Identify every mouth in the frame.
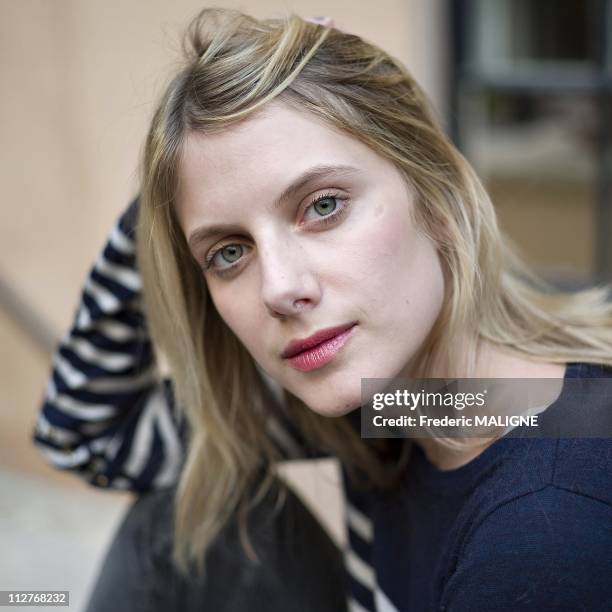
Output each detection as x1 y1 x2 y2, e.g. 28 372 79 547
282 323 357 372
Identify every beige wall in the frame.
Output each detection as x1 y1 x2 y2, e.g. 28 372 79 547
0 1 447 487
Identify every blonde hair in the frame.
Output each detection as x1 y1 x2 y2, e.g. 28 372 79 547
136 8 612 577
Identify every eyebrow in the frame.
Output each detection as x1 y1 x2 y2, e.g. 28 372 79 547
187 163 360 250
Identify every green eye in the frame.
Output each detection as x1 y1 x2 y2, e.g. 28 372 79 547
219 245 243 263
204 243 248 276
313 196 337 216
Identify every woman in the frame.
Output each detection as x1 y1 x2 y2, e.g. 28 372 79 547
33 8 612 611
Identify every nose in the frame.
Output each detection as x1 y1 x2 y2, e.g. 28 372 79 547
259 237 321 319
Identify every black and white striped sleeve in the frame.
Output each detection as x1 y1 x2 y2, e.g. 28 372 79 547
31 198 188 492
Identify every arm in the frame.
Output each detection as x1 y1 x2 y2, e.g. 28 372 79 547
440 485 612 611
32 198 187 492
32 198 315 493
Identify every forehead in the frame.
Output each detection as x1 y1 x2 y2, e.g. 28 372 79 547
176 101 389 204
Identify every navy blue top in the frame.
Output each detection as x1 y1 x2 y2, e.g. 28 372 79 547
357 362 612 611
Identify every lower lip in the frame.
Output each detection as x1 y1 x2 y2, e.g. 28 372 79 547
285 325 357 372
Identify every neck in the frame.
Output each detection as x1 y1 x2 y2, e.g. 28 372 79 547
413 339 567 471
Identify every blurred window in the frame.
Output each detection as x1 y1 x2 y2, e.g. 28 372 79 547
449 0 612 285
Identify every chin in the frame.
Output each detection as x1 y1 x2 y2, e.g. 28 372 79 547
302 391 361 419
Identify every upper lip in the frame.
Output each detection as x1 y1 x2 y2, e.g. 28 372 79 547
281 322 357 359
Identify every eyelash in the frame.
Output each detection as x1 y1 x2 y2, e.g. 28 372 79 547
203 191 350 277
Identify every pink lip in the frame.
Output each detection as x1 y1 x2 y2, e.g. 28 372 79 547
282 323 357 372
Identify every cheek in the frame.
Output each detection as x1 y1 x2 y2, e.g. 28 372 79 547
343 204 420 292
208 287 256 348
399 235 446 323
344 206 445 326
